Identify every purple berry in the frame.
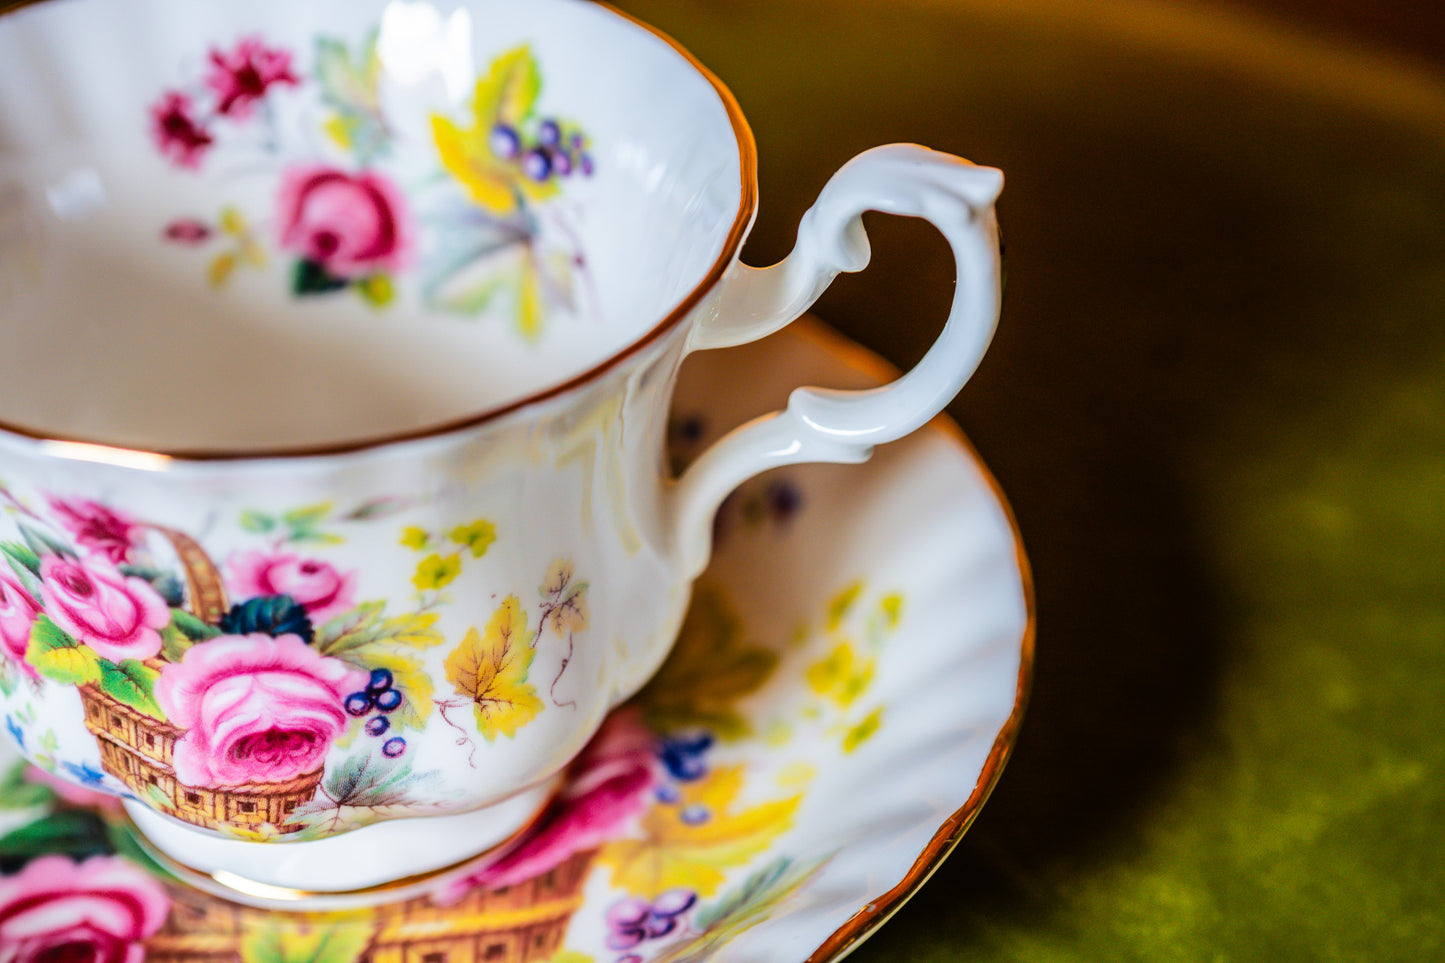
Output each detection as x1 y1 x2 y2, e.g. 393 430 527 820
490 124 521 159
367 668 394 692
654 784 681 804
552 150 574 176
644 914 678 939
606 929 646 951
651 888 697 917
344 692 372 716
618 957 643 963
382 736 406 758
538 118 561 148
374 687 403 712
522 148 552 182
605 898 651 930
365 716 390 737
579 153 595 177
680 805 709 826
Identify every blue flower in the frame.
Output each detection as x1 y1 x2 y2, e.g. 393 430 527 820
5 715 23 750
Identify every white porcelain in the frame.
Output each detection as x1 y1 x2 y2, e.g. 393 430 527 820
0 319 1032 958
0 0 1002 894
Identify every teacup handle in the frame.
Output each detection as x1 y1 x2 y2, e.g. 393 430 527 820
671 144 1004 575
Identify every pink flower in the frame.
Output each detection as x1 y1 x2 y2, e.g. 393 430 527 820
277 165 411 279
148 90 214 169
39 556 168 664
0 572 40 671
156 633 366 788
0 854 170 963
48 497 140 565
434 708 657 903
205 36 298 118
228 550 357 624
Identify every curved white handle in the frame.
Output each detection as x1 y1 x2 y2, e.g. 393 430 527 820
670 144 1004 575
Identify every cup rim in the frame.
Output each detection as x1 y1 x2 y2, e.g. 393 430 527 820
0 0 758 464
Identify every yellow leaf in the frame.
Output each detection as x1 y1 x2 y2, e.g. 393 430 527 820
600 765 802 899
357 274 394 307
473 45 542 129
443 597 542 741
357 648 434 730
843 706 884 754
413 553 461 591
207 252 237 288
322 112 354 151
517 250 544 341
806 642 874 708
541 558 574 596
826 580 863 631
450 519 497 558
880 592 905 629
219 206 246 235
431 114 518 215
399 526 430 550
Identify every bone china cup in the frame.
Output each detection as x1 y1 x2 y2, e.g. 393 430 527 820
0 0 1003 897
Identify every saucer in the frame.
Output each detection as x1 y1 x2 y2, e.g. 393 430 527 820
0 317 1031 962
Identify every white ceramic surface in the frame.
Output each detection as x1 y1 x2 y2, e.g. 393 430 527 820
0 0 1003 894
0 318 1032 960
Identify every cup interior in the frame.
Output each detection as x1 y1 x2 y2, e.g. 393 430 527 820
0 0 748 453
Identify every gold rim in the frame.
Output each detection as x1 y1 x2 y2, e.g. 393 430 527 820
0 0 758 462
787 321 1035 963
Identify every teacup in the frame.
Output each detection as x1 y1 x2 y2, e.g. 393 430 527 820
0 0 1002 898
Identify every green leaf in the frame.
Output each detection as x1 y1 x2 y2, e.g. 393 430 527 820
0 540 41 577
239 510 278 534
26 616 101 686
282 502 335 528
0 811 113 872
0 760 55 811
239 914 375 963
169 608 221 642
292 259 349 296
97 659 164 719
17 521 73 561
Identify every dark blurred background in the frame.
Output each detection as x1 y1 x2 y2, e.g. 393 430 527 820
609 1 1445 960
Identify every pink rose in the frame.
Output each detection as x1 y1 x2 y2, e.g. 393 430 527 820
205 36 299 118
228 550 357 624
0 854 169 963
148 90 214 169
47 497 140 565
435 708 657 902
0 572 40 670
156 633 367 788
39 556 168 664
277 165 411 279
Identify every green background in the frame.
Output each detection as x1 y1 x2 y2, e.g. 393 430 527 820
611 1 1445 959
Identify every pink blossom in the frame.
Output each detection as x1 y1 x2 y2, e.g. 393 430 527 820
148 90 214 169
48 497 140 565
156 633 366 788
205 36 298 118
0 572 40 672
39 555 168 664
434 707 657 903
228 550 357 624
277 165 411 279
163 218 212 244
0 854 170 963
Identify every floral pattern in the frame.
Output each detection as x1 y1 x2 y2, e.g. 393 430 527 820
0 854 170 963
0 553 910 963
150 31 594 338
0 488 578 838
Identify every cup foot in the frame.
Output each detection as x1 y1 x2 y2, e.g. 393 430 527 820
123 778 560 910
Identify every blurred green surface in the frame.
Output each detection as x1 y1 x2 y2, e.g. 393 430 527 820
612 0 1445 959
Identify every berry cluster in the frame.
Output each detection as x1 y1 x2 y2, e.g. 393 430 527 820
653 732 714 825
345 668 406 757
490 117 595 184
605 889 698 952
